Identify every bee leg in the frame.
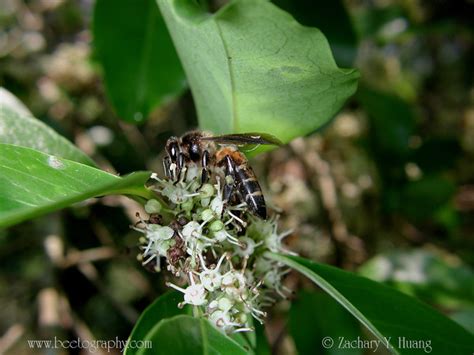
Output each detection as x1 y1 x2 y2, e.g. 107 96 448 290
223 180 234 203
173 153 186 185
221 182 235 219
181 165 189 182
163 156 172 179
221 155 238 217
199 150 211 188
166 138 180 181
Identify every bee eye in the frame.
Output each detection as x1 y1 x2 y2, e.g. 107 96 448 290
167 141 179 161
189 143 201 161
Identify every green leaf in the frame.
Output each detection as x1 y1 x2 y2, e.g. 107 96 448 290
93 0 185 123
254 322 270 355
289 290 362 355
125 291 191 355
126 292 254 355
268 253 474 355
450 309 474 334
0 93 95 166
357 86 415 159
0 144 152 228
136 315 248 355
399 175 456 221
229 326 256 353
410 137 461 174
157 0 359 141
272 0 358 67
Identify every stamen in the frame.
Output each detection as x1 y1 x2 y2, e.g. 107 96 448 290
142 254 155 265
166 282 186 294
227 211 247 227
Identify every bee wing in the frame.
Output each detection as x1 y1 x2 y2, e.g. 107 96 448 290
201 133 282 147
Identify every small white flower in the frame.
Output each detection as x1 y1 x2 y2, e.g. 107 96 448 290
209 310 252 334
184 284 207 306
263 268 292 298
200 271 221 292
148 225 174 241
218 297 233 312
155 239 174 255
221 270 247 299
212 230 242 247
167 272 207 306
234 236 262 257
155 178 200 205
209 310 232 330
208 300 219 311
210 195 224 216
254 257 273 274
186 239 208 260
244 269 255 285
182 221 202 240
249 215 276 239
199 254 226 292
265 229 293 254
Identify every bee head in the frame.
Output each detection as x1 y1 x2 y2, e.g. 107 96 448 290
181 131 204 162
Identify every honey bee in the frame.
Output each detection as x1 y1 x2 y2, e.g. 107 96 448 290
163 131 281 219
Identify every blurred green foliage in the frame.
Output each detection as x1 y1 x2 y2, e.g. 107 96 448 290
93 0 185 123
359 249 474 309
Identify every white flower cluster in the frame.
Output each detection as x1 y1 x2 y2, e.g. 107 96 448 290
132 166 295 333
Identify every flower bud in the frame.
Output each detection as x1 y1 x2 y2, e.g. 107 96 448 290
201 208 215 222
209 220 224 232
236 312 248 324
199 183 215 198
218 297 233 312
181 198 194 212
144 199 162 214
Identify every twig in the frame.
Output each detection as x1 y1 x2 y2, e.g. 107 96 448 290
0 324 24 354
290 138 366 266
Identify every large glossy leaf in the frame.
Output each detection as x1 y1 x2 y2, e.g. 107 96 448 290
289 290 362 355
272 0 358 67
254 322 270 355
125 291 191 355
0 144 152 228
136 315 247 355
0 94 95 166
93 0 185 123
451 309 474 335
268 253 474 355
126 292 255 354
157 0 359 141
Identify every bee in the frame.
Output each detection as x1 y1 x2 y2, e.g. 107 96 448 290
163 131 281 220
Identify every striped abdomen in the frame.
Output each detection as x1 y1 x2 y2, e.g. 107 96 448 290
235 165 267 219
